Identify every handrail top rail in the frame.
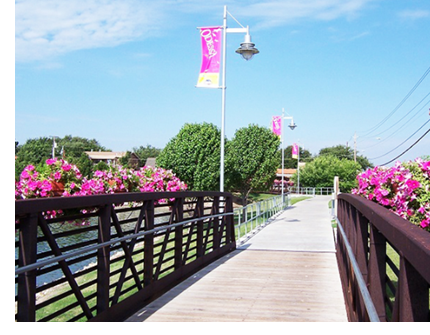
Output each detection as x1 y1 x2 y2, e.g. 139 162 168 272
338 193 430 283
15 191 233 215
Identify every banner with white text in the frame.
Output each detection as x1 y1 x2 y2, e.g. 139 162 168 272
292 143 299 159
196 27 222 88
272 116 281 137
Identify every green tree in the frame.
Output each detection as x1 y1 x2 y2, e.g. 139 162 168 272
15 136 108 179
295 155 361 192
75 152 94 178
57 135 108 161
279 145 313 169
129 145 162 168
156 123 222 191
15 137 53 179
319 144 373 170
225 124 280 206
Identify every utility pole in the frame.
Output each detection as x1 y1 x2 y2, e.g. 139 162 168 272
353 132 357 162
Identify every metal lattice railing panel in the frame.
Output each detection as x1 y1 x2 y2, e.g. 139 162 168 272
15 191 235 322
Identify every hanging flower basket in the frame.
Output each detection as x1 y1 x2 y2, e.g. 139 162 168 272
50 181 65 196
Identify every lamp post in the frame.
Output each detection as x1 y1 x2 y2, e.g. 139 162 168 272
280 108 297 204
51 136 57 159
220 5 259 192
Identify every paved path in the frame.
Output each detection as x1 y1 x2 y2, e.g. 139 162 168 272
126 196 348 322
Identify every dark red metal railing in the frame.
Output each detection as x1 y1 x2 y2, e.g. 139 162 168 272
15 191 235 322
335 193 430 322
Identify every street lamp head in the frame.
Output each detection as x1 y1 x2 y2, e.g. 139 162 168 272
288 122 297 130
235 32 259 61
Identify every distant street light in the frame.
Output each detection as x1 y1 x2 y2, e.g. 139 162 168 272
280 108 297 202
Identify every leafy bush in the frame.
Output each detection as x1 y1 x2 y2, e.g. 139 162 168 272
296 155 361 192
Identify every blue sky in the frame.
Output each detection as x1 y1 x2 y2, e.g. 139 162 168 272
13 0 430 166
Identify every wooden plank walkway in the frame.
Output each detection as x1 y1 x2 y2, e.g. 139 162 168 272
126 196 348 322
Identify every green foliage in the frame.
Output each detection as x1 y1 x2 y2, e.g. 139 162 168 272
156 123 221 191
319 144 373 170
296 155 361 192
94 161 109 172
226 124 280 205
118 151 132 168
15 136 108 179
75 153 94 178
56 135 108 160
132 145 162 167
15 137 53 179
278 145 313 169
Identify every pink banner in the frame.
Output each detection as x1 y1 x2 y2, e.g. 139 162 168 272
272 116 281 137
292 143 299 159
196 27 222 88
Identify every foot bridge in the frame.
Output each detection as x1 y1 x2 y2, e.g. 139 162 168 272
15 192 430 322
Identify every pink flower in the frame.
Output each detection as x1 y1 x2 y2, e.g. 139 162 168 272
62 164 72 172
20 170 30 179
94 170 104 178
420 219 429 229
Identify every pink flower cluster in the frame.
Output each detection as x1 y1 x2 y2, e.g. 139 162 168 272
79 166 187 203
16 159 187 199
352 158 430 231
15 165 52 199
273 179 294 186
15 159 188 222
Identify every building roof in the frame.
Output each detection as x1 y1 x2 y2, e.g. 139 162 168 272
84 151 126 160
276 168 297 177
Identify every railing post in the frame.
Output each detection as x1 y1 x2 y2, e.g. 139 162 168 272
392 256 429 321
367 224 386 321
143 200 155 286
196 197 204 258
355 211 369 281
212 196 221 249
17 213 38 322
174 198 184 269
97 204 111 315
225 195 235 247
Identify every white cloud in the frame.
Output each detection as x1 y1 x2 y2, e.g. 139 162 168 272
15 0 379 63
15 0 165 62
235 0 378 29
398 9 430 20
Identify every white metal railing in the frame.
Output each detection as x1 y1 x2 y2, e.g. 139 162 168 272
289 187 334 196
234 194 290 245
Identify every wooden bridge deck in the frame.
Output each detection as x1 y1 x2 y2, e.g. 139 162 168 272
126 196 348 322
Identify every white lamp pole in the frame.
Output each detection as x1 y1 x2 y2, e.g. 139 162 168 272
297 142 301 191
280 108 296 203
220 5 259 192
51 135 57 159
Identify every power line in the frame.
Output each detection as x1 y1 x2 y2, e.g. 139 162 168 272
360 98 430 150
370 118 430 160
358 65 430 138
379 127 430 166
359 92 430 143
